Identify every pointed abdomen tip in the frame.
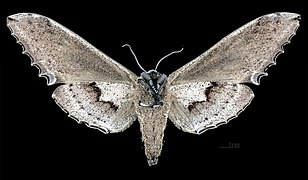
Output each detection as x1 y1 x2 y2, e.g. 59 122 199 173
147 158 158 166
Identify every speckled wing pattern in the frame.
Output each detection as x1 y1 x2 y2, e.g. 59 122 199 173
7 12 300 165
167 12 300 134
7 13 139 133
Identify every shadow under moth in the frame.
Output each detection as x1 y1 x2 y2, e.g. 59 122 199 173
7 12 300 165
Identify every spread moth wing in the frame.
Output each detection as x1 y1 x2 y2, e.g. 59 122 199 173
7 13 138 133
168 12 300 134
169 12 300 85
7 13 138 85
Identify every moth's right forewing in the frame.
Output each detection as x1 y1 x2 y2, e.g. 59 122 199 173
169 12 300 85
7 13 138 85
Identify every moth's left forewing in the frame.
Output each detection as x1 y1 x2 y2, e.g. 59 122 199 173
7 13 139 85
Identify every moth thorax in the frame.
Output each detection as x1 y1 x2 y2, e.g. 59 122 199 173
139 70 168 108
141 70 167 90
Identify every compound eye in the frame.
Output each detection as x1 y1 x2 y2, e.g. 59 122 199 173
141 72 151 81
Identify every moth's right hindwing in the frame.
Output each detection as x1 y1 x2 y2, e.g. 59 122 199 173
169 82 254 134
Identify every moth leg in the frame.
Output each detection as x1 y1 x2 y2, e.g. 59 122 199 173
139 101 152 107
139 101 162 108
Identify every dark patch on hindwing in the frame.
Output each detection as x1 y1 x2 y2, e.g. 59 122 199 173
204 82 218 102
88 82 102 102
88 82 118 111
188 101 205 112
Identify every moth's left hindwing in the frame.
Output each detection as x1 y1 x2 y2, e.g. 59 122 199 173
167 12 300 134
52 82 136 133
7 13 138 133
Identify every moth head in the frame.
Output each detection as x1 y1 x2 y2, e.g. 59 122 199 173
145 69 161 80
122 44 183 108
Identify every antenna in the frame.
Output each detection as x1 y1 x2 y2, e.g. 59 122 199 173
155 47 184 71
122 44 147 72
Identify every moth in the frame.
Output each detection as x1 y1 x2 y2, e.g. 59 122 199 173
7 12 300 165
